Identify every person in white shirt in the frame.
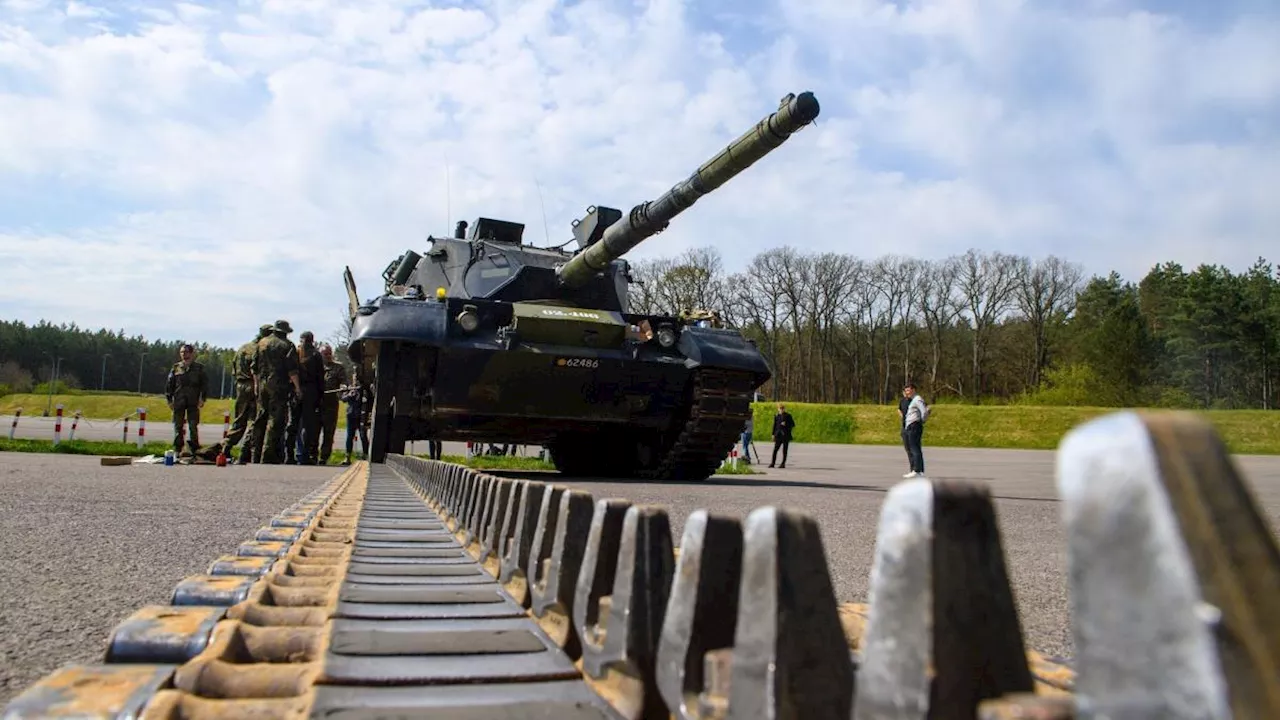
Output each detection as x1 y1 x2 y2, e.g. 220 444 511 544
901 383 930 478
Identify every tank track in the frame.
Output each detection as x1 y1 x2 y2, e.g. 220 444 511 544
7 410 1279 719
638 366 757 481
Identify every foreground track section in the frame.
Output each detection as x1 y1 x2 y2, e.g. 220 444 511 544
6 410 1279 719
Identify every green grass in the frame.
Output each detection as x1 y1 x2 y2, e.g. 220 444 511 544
7 392 1277 455
748 401 1280 455
0 392 359 429
434 453 558 472
0 438 175 457
0 392 236 424
712 458 759 475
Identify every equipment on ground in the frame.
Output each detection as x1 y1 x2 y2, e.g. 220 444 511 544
7 410 1277 718
343 91 822 480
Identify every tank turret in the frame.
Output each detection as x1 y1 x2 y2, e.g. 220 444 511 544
555 90 820 288
348 89 825 480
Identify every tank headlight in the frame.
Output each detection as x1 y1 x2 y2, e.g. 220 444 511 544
656 324 678 348
457 305 480 333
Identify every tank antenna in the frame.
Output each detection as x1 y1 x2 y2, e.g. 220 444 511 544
535 176 550 246
445 161 452 232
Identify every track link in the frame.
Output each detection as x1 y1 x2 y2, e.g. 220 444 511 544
6 410 1279 719
639 367 757 481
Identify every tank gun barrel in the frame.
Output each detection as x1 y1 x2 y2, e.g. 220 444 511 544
556 90 821 288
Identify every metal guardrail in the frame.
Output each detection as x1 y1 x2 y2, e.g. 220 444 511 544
3 410 1277 719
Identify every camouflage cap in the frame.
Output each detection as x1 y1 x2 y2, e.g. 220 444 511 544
258 323 273 335
274 319 293 334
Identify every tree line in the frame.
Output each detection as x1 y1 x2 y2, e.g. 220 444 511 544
4 247 1277 412
628 247 1280 410
0 320 238 400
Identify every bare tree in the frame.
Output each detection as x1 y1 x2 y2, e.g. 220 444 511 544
639 247 728 315
810 253 862 402
869 255 922 402
957 249 1025 402
849 263 882 403
774 248 815 401
916 257 963 397
328 309 355 355
730 248 797 398
1016 255 1085 388
626 258 668 315
0 360 34 392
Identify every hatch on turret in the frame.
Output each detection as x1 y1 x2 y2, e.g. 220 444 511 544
469 218 525 244
571 206 623 250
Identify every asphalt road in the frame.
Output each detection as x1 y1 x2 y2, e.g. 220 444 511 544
0 456 337 704
2 414 539 457
2 443 1277 706
3 413 233 445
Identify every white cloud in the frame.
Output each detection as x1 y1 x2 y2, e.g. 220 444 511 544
0 0 1277 347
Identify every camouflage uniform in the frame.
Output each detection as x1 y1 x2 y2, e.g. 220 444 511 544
224 324 272 463
165 347 208 456
320 357 346 463
253 320 300 464
292 332 325 464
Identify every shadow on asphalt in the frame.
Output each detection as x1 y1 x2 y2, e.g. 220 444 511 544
481 469 1057 502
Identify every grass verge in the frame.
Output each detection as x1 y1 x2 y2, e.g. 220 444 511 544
0 438 175 457
434 453 558 471
749 401 1280 454
713 459 759 475
9 392 1277 455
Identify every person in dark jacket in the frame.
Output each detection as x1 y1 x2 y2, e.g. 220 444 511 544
769 403 795 468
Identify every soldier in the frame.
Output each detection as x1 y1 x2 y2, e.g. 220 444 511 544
223 324 272 464
318 343 346 464
165 343 209 457
253 320 301 464
292 330 325 464
341 371 372 465
246 324 273 464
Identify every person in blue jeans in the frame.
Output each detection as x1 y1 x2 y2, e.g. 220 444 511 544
741 417 754 463
901 383 930 478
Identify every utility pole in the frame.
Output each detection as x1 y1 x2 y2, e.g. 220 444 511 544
100 352 110 391
44 356 62 416
137 351 148 394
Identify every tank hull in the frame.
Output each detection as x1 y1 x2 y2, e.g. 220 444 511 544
348 296 767 480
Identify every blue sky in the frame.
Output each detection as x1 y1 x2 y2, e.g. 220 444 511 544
1 0 1277 348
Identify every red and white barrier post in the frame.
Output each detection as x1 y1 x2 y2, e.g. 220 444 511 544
53 404 64 446
730 448 738 469
466 441 474 460
137 407 146 449
222 410 230 439
122 415 129 443
7 407 19 440
69 411 81 441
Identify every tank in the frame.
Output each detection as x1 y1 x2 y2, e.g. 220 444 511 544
344 91 820 480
